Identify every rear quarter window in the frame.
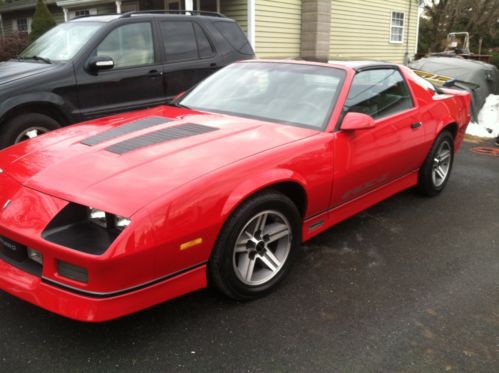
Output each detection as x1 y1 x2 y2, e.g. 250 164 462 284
214 21 253 55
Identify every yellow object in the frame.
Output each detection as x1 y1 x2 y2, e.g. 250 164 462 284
180 238 203 251
413 69 454 86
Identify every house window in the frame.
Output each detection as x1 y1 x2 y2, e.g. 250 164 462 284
75 9 90 17
13 17 31 33
16 18 28 32
70 8 97 19
390 11 405 43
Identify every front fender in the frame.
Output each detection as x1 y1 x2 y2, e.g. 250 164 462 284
220 168 308 219
0 92 70 121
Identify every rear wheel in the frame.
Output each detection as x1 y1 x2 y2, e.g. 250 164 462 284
418 130 454 196
0 113 60 149
208 191 301 300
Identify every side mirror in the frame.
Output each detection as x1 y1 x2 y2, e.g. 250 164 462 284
341 112 376 131
87 56 114 72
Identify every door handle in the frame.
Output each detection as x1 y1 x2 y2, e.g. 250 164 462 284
210 63 217 67
411 122 422 129
147 70 162 78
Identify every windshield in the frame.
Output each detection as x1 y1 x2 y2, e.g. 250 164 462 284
20 22 104 62
180 62 346 129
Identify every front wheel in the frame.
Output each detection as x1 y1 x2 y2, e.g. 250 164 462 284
417 130 455 196
208 191 302 300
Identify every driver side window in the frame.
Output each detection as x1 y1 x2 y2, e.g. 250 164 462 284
96 23 154 69
345 69 413 120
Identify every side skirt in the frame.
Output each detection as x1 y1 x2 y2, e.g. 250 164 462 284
302 171 418 241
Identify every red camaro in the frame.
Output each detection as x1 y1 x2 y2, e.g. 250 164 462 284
0 60 470 321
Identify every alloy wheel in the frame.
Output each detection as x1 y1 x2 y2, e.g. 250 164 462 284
232 210 292 286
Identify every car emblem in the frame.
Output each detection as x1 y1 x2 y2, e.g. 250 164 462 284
3 199 11 209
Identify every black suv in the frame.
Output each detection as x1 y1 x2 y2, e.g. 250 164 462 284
0 11 254 148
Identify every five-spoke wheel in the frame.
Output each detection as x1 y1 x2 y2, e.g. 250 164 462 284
431 141 452 188
233 211 292 286
418 130 454 196
209 191 301 300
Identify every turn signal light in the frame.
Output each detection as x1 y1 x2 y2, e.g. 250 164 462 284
57 261 88 283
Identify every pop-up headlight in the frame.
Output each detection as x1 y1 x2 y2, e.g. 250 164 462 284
42 203 131 255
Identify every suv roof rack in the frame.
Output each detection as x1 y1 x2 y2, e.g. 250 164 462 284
119 10 226 18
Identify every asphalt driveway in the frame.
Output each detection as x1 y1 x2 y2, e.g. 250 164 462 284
0 139 497 372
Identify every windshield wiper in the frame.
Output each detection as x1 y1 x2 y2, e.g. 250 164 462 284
19 55 52 64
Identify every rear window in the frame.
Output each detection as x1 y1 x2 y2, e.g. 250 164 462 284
214 21 253 55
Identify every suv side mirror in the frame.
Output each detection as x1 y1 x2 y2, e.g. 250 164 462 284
341 112 376 131
87 56 114 72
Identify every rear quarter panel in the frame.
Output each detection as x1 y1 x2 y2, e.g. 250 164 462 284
405 68 471 152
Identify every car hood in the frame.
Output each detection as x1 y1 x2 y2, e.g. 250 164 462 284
0 60 58 86
0 106 318 216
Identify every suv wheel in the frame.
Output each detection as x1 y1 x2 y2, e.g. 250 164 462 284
0 113 60 149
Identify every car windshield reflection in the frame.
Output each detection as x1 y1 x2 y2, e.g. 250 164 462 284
19 22 104 62
180 62 346 129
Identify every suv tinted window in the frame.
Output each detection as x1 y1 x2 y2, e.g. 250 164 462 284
97 23 154 68
161 21 198 62
194 23 215 58
214 21 253 55
345 69 413 119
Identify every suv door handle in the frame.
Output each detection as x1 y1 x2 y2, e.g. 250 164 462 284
147 70 162 78
210 63 217 67
411 122 422 129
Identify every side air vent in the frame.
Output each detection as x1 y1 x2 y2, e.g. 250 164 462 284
106 123 218 155
81 116 172 146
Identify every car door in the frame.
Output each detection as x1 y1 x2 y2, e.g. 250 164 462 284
331 68 426 205
158 20 219 99
76 21 166 120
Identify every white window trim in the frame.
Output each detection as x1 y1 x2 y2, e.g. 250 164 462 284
12 17 32 33
69 8 97 20
389 11 405 44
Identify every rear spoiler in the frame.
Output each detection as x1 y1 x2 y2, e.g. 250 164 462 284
412 69 480 121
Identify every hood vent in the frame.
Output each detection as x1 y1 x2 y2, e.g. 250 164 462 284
106 123 218 155
81 116 172 146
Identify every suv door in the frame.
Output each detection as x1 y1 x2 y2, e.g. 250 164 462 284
332 68 426 205
76 21 165 120
158 20 219 98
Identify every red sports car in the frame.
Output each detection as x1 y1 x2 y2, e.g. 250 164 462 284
0 60 470 322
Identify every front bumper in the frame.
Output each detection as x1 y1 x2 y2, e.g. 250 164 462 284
0 172 207 321
0 258 206 322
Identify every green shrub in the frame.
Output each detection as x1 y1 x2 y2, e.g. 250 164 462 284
0 32 29 62
29 0 56 43
490 51 499 70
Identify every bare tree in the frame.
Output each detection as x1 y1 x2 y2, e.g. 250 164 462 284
420 0 499 53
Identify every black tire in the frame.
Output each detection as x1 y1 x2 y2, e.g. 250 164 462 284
417 130 455 196
0 113 61 149
208 190 302 300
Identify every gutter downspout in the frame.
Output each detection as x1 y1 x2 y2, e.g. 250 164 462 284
415 1 422 55
247 0 255 50
404 0 413 65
